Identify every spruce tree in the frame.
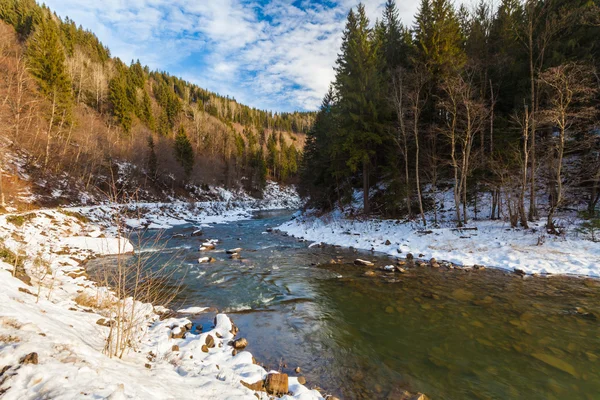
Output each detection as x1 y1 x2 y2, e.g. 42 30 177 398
26 16 72 122
173 126 194 178
334 4 383 214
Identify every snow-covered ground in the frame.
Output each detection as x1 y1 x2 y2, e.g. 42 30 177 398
71 181 302 234
0 197 323 399
278 190 600 278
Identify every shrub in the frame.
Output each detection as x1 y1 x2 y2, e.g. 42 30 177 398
6 213 36 227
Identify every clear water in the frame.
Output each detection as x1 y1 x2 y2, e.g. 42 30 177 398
87 210 600 400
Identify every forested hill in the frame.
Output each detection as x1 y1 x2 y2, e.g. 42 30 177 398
301 0 600 232
0 0 315 207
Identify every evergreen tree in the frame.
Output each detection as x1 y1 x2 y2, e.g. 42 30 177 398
173 126 194 177
109 63 133 133
26 16 72 122
334 4 384 214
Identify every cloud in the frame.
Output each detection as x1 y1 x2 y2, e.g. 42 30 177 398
44 0 422 111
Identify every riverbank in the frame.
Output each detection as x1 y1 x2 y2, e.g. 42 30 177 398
277 208 600 278
0 204 324 399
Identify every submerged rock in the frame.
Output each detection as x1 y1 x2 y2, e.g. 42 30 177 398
226 248 242 254
355 259 374 267
532 353 578 378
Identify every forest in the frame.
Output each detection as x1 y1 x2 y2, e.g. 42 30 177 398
0 0 315 205
301 0 600 232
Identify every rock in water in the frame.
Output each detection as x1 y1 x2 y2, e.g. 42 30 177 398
297 376 306 385
198 257 216 263
354 259 374 267
232 338 248 349
265 373 288 395
226 248 242 254
364 270 376 277
191 229 203 237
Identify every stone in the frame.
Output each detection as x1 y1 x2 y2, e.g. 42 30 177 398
385 240 392 245
96 318 113 327
364 270 376 277
230 253 241 260
201 345 209 353
215 332 223 339
297 376 306 385
429 258 437 265
294 367 301 373
226 248 242 254
451 288 475 302
396 267 406 273
354 259 374 267
406 253 414 260
171 326 185 339
232 338 248 349
21 352 38 365
232 349 238 356
145 363 151 369
191 229 203 237
171 345 179 352
532 353 578 377
265 373 288 395
205 334 215 348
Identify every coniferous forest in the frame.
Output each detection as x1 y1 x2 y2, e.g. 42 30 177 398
301 0 600 232
0 0 315 204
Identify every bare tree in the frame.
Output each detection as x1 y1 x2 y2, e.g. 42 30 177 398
406 67 428 226
441 74 488 226
391 67 412 217
539 63 598 233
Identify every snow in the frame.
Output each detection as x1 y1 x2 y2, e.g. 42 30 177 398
278 190 600 278
0 203 322 399
69 181 301 233
59 236 134 255
176 306 208 314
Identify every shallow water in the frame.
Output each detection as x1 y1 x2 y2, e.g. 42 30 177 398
87 210 600 400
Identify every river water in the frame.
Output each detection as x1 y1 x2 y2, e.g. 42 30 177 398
87 210 600 400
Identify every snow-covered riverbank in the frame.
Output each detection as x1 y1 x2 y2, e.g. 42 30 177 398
278 207 600 278
0 199 324 399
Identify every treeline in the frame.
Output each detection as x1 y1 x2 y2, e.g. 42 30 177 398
301 0 600 232
0 0 313 202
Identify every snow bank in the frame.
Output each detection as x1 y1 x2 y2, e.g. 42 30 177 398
0 207 323 400
59 236 134 255
278 203 600 278
72 181 301 232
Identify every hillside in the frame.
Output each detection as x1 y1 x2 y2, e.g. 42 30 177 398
0 0 314 210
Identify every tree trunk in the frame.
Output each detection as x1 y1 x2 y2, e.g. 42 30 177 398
519 105 530 229
414 117 425 226
44 92 57 171
528 24 538 221
363 158 370 215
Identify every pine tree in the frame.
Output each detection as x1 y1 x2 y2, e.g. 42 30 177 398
109 64 133 133
26 16 72 122
334 4 384 214
414 0 466 78
173 126 194 177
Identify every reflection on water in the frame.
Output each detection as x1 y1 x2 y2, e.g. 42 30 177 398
86 211 600 400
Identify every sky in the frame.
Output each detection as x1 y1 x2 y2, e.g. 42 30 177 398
44 0 423 112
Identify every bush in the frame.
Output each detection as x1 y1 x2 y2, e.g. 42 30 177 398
59 209 90 223
6 213 36 227
577 211 600 242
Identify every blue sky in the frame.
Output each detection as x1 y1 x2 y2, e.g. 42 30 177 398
44 0 423 112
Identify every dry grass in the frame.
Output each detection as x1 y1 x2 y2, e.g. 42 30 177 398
0 334 21 343
74 291 115 310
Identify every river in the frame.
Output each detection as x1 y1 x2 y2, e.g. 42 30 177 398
87 210 600 400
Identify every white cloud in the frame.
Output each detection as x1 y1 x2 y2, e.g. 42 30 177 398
44 0 423 111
